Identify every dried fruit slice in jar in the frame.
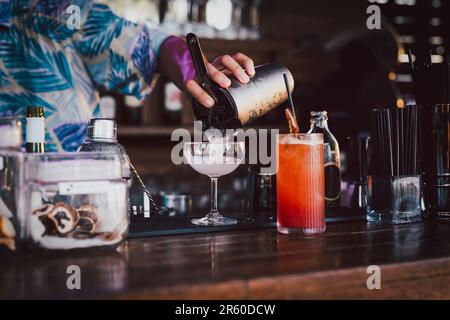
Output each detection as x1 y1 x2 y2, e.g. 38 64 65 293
0 216 16 238
47 203 79 235
76 204 98 224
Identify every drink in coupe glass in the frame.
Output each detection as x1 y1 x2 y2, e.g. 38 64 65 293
277 133 325 235
184 141 245 226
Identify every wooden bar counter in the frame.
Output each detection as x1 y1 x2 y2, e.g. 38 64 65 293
2 219 450 299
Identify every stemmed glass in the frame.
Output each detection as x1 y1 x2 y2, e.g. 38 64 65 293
184 141 245 226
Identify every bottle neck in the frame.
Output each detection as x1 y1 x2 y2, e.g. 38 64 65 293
310 117 329 131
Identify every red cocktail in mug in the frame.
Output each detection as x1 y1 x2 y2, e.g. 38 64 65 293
277 133 325 235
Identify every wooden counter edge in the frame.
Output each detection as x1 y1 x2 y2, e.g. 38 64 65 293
112 256 450 300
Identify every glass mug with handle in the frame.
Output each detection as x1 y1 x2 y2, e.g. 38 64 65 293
277 133 325 235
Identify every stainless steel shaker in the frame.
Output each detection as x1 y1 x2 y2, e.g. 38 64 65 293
186 33 294 130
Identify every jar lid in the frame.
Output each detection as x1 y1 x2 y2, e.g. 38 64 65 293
25 152 123 182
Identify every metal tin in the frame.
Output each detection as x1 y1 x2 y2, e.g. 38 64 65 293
226 63 294 125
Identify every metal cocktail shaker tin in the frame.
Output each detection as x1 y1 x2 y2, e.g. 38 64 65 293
187 34 294 130
226 63 294 125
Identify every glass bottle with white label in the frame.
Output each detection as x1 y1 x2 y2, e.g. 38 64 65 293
307 111 341 211
26 106 45 153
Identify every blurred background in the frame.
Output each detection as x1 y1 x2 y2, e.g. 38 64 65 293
100 0 449 212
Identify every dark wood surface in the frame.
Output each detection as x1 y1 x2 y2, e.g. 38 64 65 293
2 219 450 299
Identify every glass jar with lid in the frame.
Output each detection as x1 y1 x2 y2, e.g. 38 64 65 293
24 152 129 250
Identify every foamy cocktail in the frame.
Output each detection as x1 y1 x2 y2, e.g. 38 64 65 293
184 141 245 226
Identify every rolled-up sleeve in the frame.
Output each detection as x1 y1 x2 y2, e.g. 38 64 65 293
74 2 169 99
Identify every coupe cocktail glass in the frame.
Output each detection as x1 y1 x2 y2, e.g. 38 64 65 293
184 141 245 226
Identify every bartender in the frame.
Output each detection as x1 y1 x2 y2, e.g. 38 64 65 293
0 0 255 151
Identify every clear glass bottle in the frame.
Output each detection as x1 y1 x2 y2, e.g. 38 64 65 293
78 118 131 180
307 111 341 211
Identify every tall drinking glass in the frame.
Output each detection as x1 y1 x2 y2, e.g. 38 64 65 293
277 133 325 235
184 141 245 226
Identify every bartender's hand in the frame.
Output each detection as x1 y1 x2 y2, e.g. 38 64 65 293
158 36 255 108
186 54 256 107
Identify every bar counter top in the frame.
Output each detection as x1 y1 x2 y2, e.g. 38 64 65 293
2 219 450 299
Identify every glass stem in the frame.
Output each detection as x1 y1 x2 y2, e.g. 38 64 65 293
210 177 219 216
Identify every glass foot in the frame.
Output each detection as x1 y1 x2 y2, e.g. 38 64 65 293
191 214 237 226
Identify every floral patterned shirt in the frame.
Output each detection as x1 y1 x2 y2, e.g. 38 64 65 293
0 0 168 151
